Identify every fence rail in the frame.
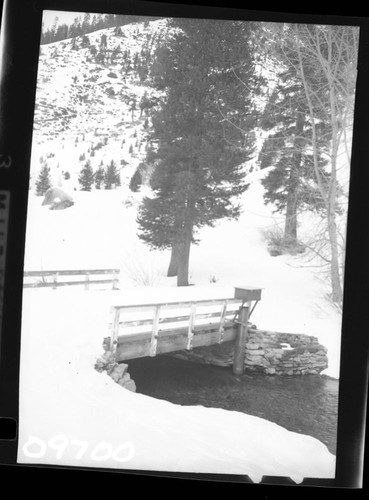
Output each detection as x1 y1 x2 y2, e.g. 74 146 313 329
23 269 120 290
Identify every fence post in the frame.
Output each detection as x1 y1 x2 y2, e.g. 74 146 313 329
112 270 119 290
52 273 58 290
85 272 90 291
233 302 250 376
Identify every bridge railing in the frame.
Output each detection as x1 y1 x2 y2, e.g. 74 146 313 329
107 287 262 375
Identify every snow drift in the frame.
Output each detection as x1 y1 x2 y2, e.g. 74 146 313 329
17 289 336 482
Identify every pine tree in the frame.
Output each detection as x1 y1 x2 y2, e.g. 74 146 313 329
36 165 51 196
94 165 105 189
129 168 142 192
258 66 329 249
78 160 94 191
104 160 120 189
137 18 260 286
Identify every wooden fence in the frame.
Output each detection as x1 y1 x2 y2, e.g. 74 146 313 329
23 269 120 290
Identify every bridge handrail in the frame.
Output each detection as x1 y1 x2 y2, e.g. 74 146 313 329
110 297 243 312
109 297 249 357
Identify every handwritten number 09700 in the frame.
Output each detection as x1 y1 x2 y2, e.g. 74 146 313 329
22 435 135 463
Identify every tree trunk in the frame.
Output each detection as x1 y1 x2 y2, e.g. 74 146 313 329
284 170 298 244
177 225 192 287
284 113 304 245
328 213 343 304
327 113 343 305
167 243 181 277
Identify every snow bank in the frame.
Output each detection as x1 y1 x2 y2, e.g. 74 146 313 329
17 289 335 482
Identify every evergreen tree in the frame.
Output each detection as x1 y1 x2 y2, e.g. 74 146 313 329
81 35 90 48
104 160 120 189
36 165 51 196
258 66 329 248
129 167 142 192
94 165 105 189
137 18 260 285
78 160 94 191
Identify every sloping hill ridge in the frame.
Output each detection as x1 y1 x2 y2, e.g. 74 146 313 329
31 18 175 187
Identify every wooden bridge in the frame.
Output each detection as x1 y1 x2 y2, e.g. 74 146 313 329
106 286 262 375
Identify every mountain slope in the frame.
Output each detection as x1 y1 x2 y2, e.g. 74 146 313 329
31 18 173 189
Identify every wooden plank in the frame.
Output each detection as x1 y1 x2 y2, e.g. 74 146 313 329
186 303 196 350
114 323 238 361
233 301 250 375
24 269 120 277
110 307 121 355
149 305 161 357
117 310 234 328
113 319 238 343
113 298 243 313
218 300 228 343
234 287 262 301
23 278 117 288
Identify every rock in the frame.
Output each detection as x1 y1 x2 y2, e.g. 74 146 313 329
123 379 136 392
49 199 74 210
245 343 260 350
265 367 276 375
42 187 74 210
247 349 265 356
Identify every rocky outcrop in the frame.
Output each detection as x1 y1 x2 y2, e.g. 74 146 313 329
95 351 136 391
169 328 328 376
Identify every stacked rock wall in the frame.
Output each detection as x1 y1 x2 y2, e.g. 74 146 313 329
170 328 328 375
244 329 328 375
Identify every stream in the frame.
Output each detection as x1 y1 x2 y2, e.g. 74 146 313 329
127 354 339 455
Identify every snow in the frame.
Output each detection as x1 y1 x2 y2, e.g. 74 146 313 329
18 288 335 481
18 169 339 481
17 17 344 481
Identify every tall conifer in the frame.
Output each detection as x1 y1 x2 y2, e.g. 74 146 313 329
137 18 260 285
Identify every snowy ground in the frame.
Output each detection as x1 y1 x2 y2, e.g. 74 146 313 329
17 169 340 482
18 288 336 481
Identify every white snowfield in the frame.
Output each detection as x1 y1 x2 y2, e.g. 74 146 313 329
18 172 339 482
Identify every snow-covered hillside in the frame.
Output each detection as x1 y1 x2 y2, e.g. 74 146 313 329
31 18 174 190
18 17 345 481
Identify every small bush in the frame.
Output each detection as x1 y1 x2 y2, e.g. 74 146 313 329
262 226 305 256
122 250 164 287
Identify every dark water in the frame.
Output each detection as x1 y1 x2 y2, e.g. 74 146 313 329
127 355 339 455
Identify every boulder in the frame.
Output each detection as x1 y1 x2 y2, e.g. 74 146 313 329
42 187 74 210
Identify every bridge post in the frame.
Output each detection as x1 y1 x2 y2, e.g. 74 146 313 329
233 301 250 376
